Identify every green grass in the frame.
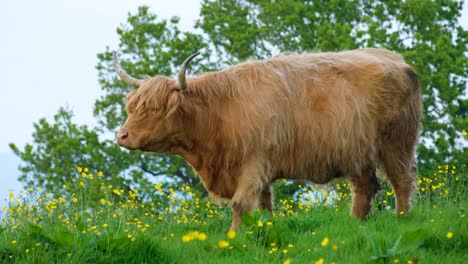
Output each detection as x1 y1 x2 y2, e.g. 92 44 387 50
0 166 466 263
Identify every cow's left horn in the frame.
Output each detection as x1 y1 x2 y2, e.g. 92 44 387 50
112 51 143 88
177 52 200 90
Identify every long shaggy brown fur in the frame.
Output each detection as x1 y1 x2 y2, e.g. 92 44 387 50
120 48 422 230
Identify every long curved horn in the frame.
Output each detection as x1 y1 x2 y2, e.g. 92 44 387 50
112 51 143 88
177 52 200 90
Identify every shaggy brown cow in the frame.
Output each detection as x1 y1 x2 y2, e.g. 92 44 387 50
113 48 422 230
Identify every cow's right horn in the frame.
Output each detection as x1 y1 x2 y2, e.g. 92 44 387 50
177 52 200 90
112 51 143 88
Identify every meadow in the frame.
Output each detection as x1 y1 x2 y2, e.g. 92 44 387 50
0 165 466 264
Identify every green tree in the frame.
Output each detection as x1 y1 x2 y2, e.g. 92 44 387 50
197 0 468 174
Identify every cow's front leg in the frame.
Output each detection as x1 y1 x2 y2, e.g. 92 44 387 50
230 192 259 231
229 160 267 231
260 185 273 215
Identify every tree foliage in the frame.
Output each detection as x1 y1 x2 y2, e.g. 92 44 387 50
197 0 468 172
11 2 467 198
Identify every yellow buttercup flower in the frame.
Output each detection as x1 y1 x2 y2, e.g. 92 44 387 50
446 232 453 238
182 235 191 243
321 237 329 247
227 230 236 239
198 232 207 241
113 189 121 196
218 240 229 248
257 220 263 227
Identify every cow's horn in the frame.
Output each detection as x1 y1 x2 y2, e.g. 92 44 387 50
177 52 200 90
112 51 143 88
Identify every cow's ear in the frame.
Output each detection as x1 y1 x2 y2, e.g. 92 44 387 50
165 91 183 119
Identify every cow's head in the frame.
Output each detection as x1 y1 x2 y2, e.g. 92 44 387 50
113 51 199 152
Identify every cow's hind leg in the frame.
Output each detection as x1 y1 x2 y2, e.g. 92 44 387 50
380 93 420 215
350 168 381 219
381 148 417 215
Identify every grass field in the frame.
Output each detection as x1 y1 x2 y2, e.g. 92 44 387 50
1 165 466 263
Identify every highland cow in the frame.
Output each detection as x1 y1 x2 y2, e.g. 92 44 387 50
113 48 422 230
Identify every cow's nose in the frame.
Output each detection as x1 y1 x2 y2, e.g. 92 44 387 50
117 130 129 142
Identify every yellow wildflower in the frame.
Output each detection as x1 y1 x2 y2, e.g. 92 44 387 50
77 167 82 173
321 237 329 247
113 189 121 196
284 258 291 264
218 240 229 248
257 220 263 227
182 235 191 243
198 232 207 241
315 258 324 264
446 232 453 238
98 171 103 177
227 230 236 239
9 192 14 199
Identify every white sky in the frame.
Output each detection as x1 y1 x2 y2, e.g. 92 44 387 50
0 0 201 154
0 1 467 200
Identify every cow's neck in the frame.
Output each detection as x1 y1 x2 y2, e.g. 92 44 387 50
170 104 240 199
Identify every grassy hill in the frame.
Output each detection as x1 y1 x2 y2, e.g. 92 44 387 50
0 166 466 263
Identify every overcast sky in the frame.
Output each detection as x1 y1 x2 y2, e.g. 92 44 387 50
0 0 201 203
0 1 467 199
0 0 201 154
